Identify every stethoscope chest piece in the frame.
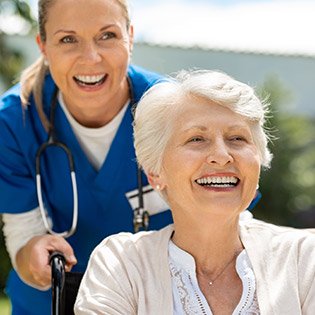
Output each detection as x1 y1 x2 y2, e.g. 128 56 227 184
133 207 149 233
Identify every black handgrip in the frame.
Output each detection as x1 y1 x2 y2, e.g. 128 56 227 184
50 252 66 315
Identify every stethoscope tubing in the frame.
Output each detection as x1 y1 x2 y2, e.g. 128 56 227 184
35 87 79 238
35 136 78 238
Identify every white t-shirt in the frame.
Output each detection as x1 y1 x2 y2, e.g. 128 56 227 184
58 93 129 170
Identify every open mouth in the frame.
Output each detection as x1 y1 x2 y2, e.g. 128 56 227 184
74 74 107 87
195 176 239 188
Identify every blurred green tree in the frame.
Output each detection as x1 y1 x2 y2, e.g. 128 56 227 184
0 0 36 87
255 75 315 227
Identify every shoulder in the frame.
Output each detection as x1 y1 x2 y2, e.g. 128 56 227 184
91 224 174 261
241 218 315 308
128 64 164 85
0 83 26 138
241 217 315 235
0 83 23 113
241 218 315 252
0 75 55 128
128 64 166 102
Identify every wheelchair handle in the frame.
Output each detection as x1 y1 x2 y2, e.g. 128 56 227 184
50 251 66 315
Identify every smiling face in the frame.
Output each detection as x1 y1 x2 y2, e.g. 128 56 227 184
37 0 133 120
152 95 261 220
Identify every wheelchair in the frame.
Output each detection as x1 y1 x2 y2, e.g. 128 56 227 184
50 252 83 315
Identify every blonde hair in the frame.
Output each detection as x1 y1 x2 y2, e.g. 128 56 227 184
20 0 131 131
134 70 273 175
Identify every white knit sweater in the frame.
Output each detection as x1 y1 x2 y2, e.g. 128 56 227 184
75 219 315 315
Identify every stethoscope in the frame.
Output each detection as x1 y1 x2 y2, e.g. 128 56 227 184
35 83 149 238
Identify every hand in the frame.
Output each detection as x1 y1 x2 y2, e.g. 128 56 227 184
15 234 77 290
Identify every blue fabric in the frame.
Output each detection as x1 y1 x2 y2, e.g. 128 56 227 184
0 65 173 314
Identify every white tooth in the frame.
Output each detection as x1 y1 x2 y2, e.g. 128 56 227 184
196 176 238 185
76 74 104 83
213 183 232 187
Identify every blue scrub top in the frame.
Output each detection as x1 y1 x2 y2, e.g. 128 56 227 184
0 65 173 314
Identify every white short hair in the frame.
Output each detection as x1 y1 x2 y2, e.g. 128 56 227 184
133 69 272 175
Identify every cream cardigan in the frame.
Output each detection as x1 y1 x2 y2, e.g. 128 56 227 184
74 219 315 315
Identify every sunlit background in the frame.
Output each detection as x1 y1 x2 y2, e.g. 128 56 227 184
24 0 315 56
1 0 315 312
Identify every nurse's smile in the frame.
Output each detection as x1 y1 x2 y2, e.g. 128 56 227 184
73 74 108 91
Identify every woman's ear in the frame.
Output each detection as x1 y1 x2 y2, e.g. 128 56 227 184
36 34 46 56
128 24 134 55
36 34 49 66
147 172 165 191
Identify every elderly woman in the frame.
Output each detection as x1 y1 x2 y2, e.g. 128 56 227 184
74 70 315 314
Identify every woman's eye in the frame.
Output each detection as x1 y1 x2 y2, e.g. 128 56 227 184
100 32 116 40
60 36 76 44
231 136 246 142
187 137 204 143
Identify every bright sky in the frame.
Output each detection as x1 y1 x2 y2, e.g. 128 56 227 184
26 0 315 55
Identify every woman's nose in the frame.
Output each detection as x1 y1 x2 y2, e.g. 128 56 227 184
206 140 233 166
80 43 102 64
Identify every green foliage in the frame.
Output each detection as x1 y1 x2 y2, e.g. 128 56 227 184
0 218 11 297
0 36 24 87
0 0 35 26
0 295 11 314
0 0 36 87
254 76 315 226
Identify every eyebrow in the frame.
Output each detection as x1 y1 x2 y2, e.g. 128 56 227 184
53 24 117 36
182 125 208 133
54 29 76 36
183 124 250 133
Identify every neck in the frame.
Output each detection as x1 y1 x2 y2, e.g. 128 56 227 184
62 79 130 128
171 213 243 274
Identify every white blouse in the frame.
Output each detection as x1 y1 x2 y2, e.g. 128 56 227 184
169 241 260 314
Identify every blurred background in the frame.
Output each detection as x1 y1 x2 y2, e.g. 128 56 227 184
1 0 315 312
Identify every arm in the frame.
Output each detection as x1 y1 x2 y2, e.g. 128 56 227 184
0 102 77 289
300 233 315 314
75 238 137 315
302 280 315 315
2 208 77 290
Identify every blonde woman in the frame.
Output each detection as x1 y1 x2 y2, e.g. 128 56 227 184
0 0 172 314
